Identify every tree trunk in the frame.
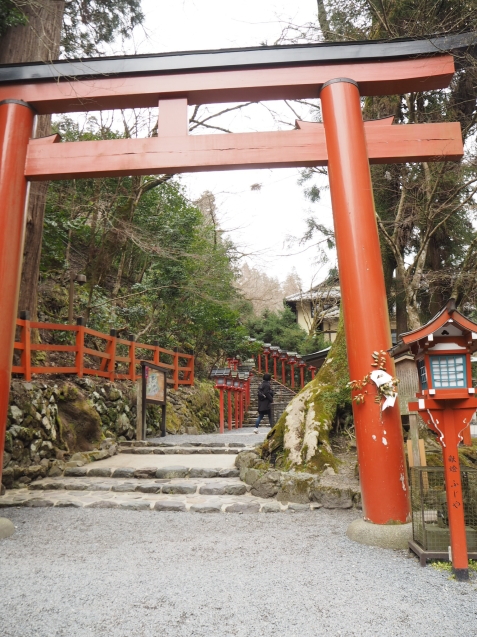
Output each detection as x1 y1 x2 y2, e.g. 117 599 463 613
0 0 65 321
261 310 350 472
395 262 408 338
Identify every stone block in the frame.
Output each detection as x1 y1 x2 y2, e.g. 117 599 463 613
153 501 186 512
225 503 260 513
276 473 315 504
261 502 282 513
118 501 152 511
235 451 260 471
199 484 227 495
112 468 136 479
64 467 87 477
54 500 83 508
24 498 54 507
311 486 353 509
218 469 239 478
241 468 262 487
155 466 189 479
135 484 161 494
86 500 120 509
288 503 310 512
1 467 14 489
87 467 112 478
112 484 136 492
133 468 157 479
251 472 280 499
190 504 221 513
189 468 218 479
162 484 197 495
224 484 247 496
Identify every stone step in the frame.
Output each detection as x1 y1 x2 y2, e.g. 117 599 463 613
118 446 249 455
62 465 240 479
28 475 246 493
121 441 248 448
0 481 321 513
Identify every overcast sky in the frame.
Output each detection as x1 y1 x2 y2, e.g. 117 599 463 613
123 1 336 288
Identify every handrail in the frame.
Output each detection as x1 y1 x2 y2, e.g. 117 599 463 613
12 317 194 389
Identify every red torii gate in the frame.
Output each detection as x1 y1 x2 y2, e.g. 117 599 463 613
0 34 471 524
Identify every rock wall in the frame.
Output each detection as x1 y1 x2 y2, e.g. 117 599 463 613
2 377 219 489
235 450 361 508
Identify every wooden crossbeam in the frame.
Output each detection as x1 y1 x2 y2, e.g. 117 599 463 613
25 119 463 181
0 55 455 115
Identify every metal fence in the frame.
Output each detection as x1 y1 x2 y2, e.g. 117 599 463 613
410 467 477 565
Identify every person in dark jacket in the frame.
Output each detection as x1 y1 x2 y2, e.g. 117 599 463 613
254 373 274 433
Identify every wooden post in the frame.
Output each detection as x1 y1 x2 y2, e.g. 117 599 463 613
75 317 85 378
173 347 179 391
219 388 224 434
107 329 117 382
136 377 143 441
129 334 136 381
0 100 35 482
68 272 75 325
228 390 232 431
19 311 31 381
409 412 421 468
321 78 410 523
153 340 160 366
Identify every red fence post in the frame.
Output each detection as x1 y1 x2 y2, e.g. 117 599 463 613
234 390 239 429
219 388 224 434
129 334 136 380
19 311 31 381
173 347 179 390
189 354 195 386
75 317 85 378
228 390 232 431
152 340 160 366
107 329 117 382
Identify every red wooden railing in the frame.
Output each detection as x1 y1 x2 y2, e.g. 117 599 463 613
12 318 194 389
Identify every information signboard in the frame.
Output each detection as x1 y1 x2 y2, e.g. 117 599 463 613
141 361 167 439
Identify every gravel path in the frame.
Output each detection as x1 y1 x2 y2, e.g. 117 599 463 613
1 508 476 637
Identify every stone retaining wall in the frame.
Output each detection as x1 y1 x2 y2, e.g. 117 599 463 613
2 377 219 489
235 450 361 508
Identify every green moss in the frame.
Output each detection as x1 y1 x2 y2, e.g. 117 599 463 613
263 311 350 474
56 383 102 452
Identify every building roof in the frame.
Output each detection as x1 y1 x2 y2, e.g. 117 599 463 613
390 299 477 357
0 32 475 84
286 285 341 304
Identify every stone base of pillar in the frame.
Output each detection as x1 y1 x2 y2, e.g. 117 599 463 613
0 518 15 540
347 518 412 550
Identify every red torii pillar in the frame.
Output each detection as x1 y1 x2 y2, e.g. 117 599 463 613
0 100 35 482
321 79 409 524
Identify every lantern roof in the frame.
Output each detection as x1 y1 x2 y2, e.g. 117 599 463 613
389 299 477 358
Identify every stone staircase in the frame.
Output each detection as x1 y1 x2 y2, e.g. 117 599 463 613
243 375 296 427
0 435 318 513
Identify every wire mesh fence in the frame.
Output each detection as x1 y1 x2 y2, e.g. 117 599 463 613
410 467 477 560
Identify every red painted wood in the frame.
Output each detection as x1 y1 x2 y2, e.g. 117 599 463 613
75 326 85 377
321 79 410 524
0 101 35 481
25 122 462 181
0 56 455 115
21 318 31 381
